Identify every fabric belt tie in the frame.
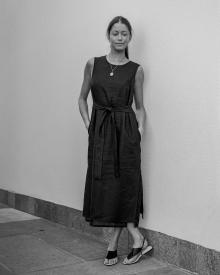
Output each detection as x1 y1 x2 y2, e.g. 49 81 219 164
92 102 133 179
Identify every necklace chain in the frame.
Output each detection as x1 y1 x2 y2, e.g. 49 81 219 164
107 54 127 77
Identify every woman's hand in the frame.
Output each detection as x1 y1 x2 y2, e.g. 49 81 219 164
85 120 90 131
138 126 144 138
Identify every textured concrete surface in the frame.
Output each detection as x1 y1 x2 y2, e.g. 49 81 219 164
0 203 196 275
1 188 219 274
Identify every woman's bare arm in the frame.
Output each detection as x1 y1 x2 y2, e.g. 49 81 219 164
133 65 147 135
78 58 93 130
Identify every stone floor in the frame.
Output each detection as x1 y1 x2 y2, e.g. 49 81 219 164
0 202 196 275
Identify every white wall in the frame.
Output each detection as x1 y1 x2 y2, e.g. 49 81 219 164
0 0 219 251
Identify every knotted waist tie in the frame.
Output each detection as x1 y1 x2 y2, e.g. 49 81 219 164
92 102 133 179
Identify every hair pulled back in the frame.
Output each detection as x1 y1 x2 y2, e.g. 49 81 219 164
106 16 132 59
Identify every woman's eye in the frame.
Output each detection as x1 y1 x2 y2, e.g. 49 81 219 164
113 33 127 36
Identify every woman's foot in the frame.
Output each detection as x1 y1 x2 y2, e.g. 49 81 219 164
103 240 118 266
122 235 152 265
104 250 118 266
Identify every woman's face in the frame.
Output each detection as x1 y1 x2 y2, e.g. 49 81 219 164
108 22 131 52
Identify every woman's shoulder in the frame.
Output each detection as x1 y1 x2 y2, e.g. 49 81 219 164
87 55 102 63
130 59 141 68
85 57 96 78
87 57 95 67
134 63 144 82
126 59 143 76
86 56 106 77
86 56 101 70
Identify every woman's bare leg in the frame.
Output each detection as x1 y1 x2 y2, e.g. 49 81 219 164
104 227 123 265
122 222 150 264
107 227 123 250
126 222 147 247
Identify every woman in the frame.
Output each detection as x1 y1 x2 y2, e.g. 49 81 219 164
78 16 152 265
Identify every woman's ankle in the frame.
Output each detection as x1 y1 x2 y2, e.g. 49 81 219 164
132 233 147 247
108 239 118 250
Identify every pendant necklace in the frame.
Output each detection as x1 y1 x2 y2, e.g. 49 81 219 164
107 55 127 77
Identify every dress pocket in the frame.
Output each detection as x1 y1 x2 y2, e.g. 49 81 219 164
88 107 95 135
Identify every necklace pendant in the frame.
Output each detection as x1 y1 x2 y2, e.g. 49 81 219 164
110 72 114 76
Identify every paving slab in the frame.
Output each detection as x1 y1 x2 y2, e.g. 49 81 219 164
0 205 196 275
0 234 83 274
30 220 99 244
0 262 16 275
52 238 127 261
0 218 61 238
135 265 195 275
22 262 117 275
66 255 168 275
31 225 127 260
21 256 168 275
0 208 40 223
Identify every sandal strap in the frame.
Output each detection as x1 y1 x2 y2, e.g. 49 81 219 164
106 250 117 259
127 247 142 259
127 237 146 260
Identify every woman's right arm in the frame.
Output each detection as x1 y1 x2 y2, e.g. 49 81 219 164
78 58 93 130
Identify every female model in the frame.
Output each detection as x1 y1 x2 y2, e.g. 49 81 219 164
78 16 152 266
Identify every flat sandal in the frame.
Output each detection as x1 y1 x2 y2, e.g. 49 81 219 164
104 250 118 266
122 237 152 265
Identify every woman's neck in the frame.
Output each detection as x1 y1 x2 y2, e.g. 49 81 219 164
108 51 127 63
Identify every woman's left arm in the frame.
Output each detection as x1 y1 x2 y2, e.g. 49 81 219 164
134 65 147 136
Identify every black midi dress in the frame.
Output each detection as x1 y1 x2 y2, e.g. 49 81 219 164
82 55 144 228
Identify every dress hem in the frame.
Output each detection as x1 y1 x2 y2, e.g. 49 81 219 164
83 215 140 228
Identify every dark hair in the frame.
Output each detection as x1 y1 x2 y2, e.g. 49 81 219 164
106 16 132 59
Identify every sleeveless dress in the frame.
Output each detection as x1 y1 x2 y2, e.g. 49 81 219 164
82 55 144 227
